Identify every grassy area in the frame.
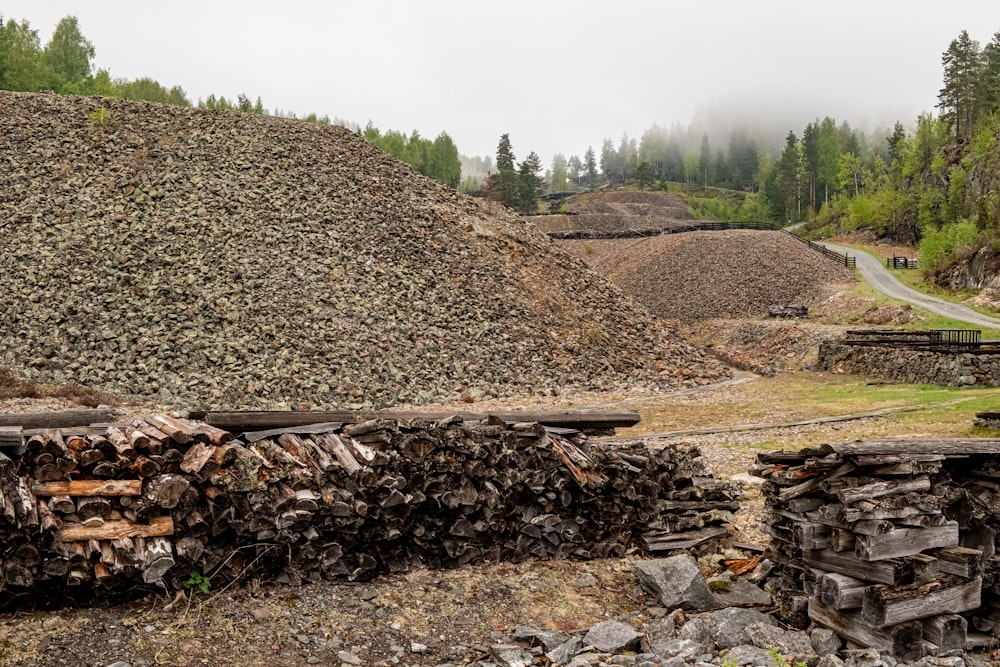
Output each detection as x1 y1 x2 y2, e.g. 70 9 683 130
0 366 118 407
621 370 1000 441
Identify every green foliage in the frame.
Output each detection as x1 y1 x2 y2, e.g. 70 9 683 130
87 106 111 125
42 15 94 93
919 219 979 268
183 570 211 595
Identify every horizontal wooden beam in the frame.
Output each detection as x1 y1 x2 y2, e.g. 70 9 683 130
32 480 142 497
58 516 173 542
194 409 641 432
0 409 120 429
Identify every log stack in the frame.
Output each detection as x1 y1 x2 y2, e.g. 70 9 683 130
752 439 1000 659
0 413 738 609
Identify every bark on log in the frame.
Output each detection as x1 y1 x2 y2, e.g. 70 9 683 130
32 480 142 497
0 409 119 429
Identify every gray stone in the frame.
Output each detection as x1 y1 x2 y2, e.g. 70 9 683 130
513 626 570 651
742 623 814 655
641 617 677 653
844 649 895 667
577 575 599 587
105 663 133 667
491 643 534 667
680 608 777 649
337 650 362 666
810 628 842 656
632 555 719 611
721 645 773 667
816 656 847 667
546 637 584 665
652 638 704 661
708 576 773 606
583 620 644 653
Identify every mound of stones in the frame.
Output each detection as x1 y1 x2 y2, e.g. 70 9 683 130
0 92 728 409
526 191 695 235
563 230 856 321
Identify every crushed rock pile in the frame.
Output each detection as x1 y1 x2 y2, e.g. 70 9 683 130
527 191 694 234
562 230 857 321
0 92 729 409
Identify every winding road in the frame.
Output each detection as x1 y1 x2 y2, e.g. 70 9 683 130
823 242 1000 329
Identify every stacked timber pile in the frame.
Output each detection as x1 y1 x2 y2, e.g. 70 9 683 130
0 92 728 410
751 439 1000 660
0 412 738 609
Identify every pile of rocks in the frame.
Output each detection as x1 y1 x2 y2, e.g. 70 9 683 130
562 230 856 321
459 554 976 667
0 92 728 410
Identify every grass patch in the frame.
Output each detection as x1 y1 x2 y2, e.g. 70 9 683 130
0 366 118 407
622 370 1000 439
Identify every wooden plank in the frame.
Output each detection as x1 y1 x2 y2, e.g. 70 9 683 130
31 480 142 497
922 614 968 651
833 439 1000 456
803 549 933 586
58 516 174 541
928 546 984 577
862 576 982 627
0 409 120 429
808 599 923 660
855 522 959 561
836 476 931 505
198 409 641 432
820 572 867 610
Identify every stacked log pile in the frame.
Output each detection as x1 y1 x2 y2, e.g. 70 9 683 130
752 439 1000 659
0 414 738 609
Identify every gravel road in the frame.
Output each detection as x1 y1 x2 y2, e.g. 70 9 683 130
825 243 1000 328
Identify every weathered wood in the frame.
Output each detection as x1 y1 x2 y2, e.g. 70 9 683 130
643 525 727 552
0 426 23 450
928 546 984 577
922 614 968 651
0 409 119 429
862 575 982 627
32 480 142 497
180 442 217 475
803 549 931 586
820 572 867 610
779 463 855 502
833 438 1000 456
855 522 959 561
809 599 923 660
198 408 642 432
836 475 931 505
58 516 174 541
144 474 191 509
144 414 195 444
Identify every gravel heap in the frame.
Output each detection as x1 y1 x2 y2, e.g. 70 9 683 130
0 92 729 409
526 191 694 234
562 230 857 321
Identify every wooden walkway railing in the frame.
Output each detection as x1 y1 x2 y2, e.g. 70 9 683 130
842 329 989 351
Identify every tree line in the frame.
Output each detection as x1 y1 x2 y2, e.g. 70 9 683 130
0 13 461 189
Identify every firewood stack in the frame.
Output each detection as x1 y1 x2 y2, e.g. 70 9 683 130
752 439 1000 659
0 414 737 608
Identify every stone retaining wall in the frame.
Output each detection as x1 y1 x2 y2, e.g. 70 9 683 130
816 341 1000 386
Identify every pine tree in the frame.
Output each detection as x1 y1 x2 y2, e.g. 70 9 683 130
938 30 983 142
584 146 598 191
495 134 520 209
517 151 543 212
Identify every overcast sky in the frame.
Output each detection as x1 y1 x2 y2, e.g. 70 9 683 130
6 1 1000 166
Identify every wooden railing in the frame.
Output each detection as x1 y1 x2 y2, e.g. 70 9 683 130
843 329 985 350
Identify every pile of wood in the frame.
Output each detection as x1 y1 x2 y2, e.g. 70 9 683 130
752 439 1000 659
0 412 738 609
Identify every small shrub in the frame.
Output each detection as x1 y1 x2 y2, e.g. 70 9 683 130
183 570 211 595
88 107 112 125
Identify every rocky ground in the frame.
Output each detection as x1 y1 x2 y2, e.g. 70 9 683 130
559 231 857 321
0 92 727 411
